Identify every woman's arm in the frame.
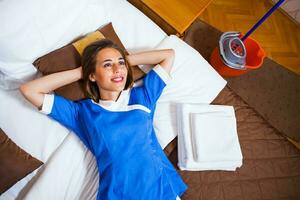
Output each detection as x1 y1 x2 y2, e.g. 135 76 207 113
126 49 175 75
19 67 83 109
130 65 146 81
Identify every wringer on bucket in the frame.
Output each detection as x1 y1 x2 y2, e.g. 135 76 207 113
219 32 247 70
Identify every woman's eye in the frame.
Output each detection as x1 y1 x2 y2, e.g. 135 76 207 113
119 61 125 65
104 63 111 68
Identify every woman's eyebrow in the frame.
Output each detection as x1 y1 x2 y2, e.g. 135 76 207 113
103 59 112 63
102 57 124 63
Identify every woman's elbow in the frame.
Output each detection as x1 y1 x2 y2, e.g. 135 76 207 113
169 48 175 56
167 49 175 60
19 83 30 97
163 49 175 73
19 84 34 103
19 84 42 108
167 49 175 65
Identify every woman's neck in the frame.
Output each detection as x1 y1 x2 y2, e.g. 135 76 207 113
99 90 122 102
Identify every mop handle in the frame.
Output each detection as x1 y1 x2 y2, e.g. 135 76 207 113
241 0 285 41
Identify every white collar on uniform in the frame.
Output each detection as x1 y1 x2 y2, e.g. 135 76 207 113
90 86 151 113
92 89 131 110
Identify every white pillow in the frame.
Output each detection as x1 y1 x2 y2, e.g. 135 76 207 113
108 0 167 52
0 0 166 90
0 0 109 81
148 35 227 148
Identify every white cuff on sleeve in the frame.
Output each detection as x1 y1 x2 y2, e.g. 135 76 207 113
153 64 172 84
39 94 54 114
138 64 152 74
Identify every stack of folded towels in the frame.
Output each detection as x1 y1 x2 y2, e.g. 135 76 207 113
176 103 243 171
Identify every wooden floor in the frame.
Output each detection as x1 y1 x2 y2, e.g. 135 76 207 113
199 0 300 75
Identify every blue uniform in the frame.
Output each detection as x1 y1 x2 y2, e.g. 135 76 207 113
41 65 188 200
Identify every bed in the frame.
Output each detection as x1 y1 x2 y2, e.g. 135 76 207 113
1 0 299 199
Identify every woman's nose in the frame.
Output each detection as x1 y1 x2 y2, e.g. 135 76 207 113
112 63 121 73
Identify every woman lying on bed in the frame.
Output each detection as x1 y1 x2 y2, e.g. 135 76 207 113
20 39 188 200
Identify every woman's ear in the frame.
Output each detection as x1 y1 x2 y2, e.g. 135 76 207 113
89 73 96 82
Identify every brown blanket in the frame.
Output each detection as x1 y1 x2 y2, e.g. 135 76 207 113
164 86 300 199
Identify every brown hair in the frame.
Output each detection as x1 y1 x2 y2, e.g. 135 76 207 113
81 39 134 103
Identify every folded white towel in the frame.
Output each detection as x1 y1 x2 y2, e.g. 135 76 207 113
177 103 243 171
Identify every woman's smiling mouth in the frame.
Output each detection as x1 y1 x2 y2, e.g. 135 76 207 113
111 76 124 83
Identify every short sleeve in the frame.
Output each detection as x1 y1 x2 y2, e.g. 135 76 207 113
39 94 90 148
136 64 172 108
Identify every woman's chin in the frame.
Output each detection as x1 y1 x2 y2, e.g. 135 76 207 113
112 85 125 92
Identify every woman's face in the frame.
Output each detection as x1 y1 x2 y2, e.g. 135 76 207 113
89 47 128 97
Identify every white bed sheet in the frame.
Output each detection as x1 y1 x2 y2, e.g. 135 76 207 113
22 133 99 200
0 85 69 163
